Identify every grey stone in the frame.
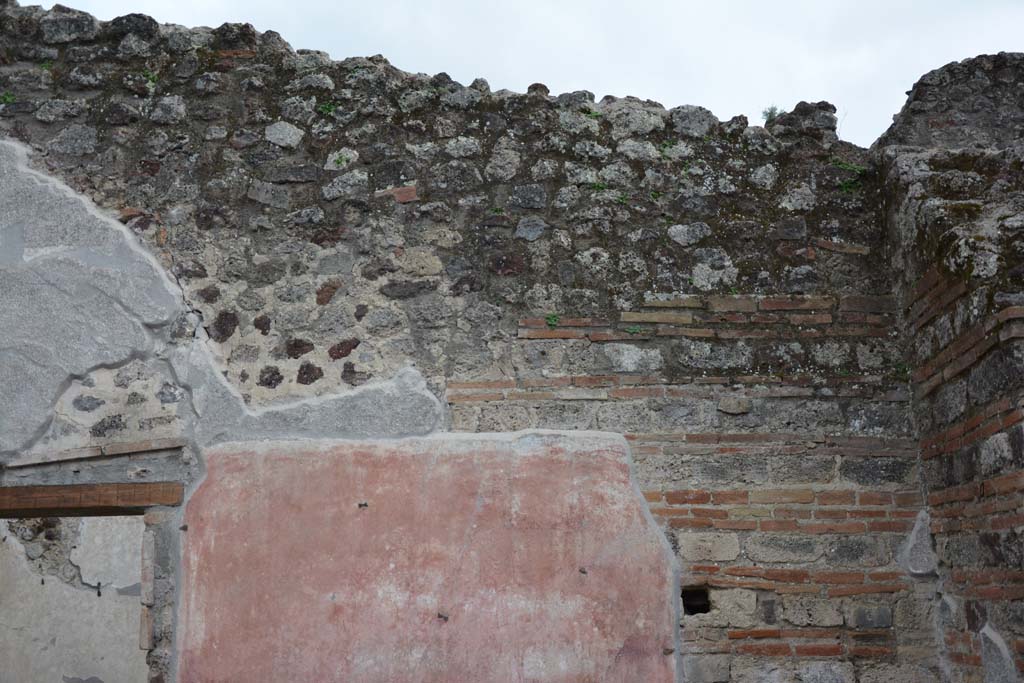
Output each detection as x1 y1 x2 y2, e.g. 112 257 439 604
40 7 99 43
690 247 738 291
265 121 305 149
514 216 549 241
149 96 187 124
839 457 915 485
781 595 843 626
668 222 712 247
247 180 291 209
46 124 97 156
669 105 719 138
322 170 369 201
898 510 938 576
682 654 730 682
676 532 740 561
846 604 893 629
286 73 335 92
324 148 359 171
746 535 823 563
717 396 752 415
795 662 855 683
510 184 547 209
603 343 663 373
34 99 86 123
772 216 807 240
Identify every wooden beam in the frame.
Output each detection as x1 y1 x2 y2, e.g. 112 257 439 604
0 482 184 518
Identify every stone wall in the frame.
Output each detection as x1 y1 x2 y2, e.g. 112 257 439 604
879 53 1024 681
0 3 1021 681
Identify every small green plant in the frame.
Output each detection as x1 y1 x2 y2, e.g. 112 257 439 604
0 91 15 105
893 362 911 380
40 60 53 71
333 154 350 167
545 313 560 328
659 140 677 158
317 101 338 116
142 69 158 85
832 158 868 175
615 193 630 206
625 325 642 335
590 182 608 192
490 207 504 215
650 190 663 200
838 178 862 194
762 105 782 124
581 107 602 119
728 286 739 295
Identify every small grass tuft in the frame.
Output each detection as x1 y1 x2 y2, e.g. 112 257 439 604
545 313 560 328
0 91 15 105
762 105 782 124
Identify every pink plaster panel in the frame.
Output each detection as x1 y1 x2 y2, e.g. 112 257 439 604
179 432 679 682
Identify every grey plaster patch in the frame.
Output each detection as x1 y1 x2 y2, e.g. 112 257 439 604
980 624 1019 683
898 510 938 577
0 533 148 683
0 139 445 462
70 517 144 588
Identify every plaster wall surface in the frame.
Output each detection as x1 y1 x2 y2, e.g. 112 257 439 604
0 517 148 683
178 432 679 683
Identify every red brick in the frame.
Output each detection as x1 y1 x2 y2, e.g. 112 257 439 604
983 470 1024 497
762 569 810 583
991 512 1024 530
760 520 800 531
814 571 864 584
759 296 834 311
817 490 856 505
518 328 586 339
795 643 844 656
827 583 905 597
799 522 867 534
789 313 833 325
447 379 516 390
728 629 781 640
690 507 729 519
447 392 503 403
894 490 923 507
858 492 893 506
849 645 895 658
374 184 418 203
749 489 815 504
609 386 665 399
707 296 758 312
713 520 759 532
572 375 618 387
665 490 711 505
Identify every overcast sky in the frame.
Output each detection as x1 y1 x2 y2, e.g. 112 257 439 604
57 1 1024 146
